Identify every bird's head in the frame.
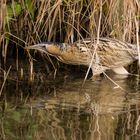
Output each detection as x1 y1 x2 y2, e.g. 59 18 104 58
26 42 91 66
25 43 63 56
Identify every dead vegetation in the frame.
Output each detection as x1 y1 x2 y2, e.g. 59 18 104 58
0 0 139 80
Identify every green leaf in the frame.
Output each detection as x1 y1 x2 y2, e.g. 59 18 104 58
6 2 22 21
25 0 35 20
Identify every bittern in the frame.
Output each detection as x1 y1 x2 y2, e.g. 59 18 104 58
26 38 138 78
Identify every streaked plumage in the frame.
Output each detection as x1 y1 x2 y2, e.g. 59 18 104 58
26 38 138 77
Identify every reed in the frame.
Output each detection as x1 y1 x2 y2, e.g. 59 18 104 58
0 0 139 71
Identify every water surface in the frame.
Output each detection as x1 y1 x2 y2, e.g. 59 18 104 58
0 60 140 140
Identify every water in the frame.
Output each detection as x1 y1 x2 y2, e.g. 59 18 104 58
0 60 140 140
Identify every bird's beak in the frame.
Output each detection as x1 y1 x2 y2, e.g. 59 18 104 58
25 44 46 50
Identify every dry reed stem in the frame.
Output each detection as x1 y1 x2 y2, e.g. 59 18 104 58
135 17 140 66
83 0 103 83
0 66 12 96
29 58 34 82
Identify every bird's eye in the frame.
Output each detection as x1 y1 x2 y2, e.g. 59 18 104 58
79 47 87 53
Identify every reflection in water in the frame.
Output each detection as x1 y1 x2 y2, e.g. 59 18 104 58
0 61 140 140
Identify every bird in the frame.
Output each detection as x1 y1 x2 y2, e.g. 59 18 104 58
26 38 138 78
